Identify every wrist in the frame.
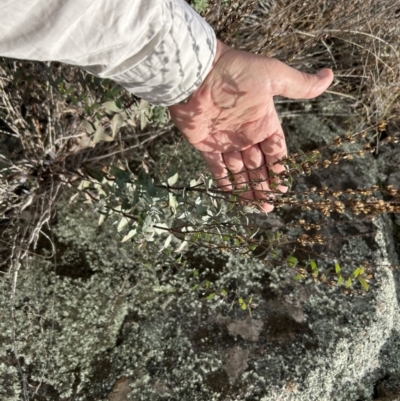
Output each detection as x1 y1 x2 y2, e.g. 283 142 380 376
176 41 231 105
213 40 232 67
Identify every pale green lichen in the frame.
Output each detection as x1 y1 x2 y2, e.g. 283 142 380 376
1 149 400 401
0 363 21 401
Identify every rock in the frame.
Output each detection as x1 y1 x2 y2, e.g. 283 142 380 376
106 114 400 401
375 374 400 400
108 377 131 401
225 316 263 341
222 346 250 382
1 114 399 401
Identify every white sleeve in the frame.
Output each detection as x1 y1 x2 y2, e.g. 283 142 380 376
0 0 216 106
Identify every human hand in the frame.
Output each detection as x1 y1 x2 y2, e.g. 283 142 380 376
169 41 334 212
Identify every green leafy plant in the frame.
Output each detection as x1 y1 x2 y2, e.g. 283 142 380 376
191 0 209 13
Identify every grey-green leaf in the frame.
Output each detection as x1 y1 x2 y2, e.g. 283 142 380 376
111 113 124 137
102 100 122 113
167 172 179 186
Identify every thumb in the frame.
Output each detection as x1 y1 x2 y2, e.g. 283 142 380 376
268 59 334 99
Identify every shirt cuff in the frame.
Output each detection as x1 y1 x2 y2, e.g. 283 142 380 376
100 0 217 106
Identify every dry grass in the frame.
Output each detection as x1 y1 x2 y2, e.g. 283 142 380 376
205 0 400 130
0 61 171 262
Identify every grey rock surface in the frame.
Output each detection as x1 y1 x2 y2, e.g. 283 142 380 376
0 114 399 401
106 115 399 401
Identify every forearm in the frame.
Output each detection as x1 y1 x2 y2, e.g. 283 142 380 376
0 0 216 105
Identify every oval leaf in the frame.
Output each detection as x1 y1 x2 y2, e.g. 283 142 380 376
206 293 215 301
102 101 122 113
169 193 178 213
98 214 106 226
111 113 124 137
117 217 129 232
167 173 179 186
159 234 172 253
174 240 188 253
121 229 137 243
358 277 369 291
93 125 113 143
287 255 298 268
335 263 341 274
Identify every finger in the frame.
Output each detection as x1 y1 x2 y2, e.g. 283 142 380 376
260 133 288 194
222 151 254 200
240 109 287 194
266 60 334 99
257 111 288 193
200 151 232 191
241 145 274 213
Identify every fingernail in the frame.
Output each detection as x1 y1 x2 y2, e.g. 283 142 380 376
317 68 333 79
